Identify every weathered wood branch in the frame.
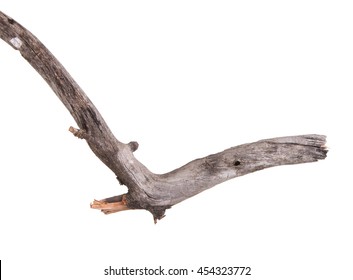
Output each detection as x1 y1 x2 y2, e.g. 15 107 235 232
0 11 327 222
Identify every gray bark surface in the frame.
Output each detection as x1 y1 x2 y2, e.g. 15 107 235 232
0 11 327 221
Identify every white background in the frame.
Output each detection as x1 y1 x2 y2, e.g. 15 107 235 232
0 1 352 279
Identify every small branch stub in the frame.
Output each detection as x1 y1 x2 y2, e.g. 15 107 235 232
128 141 139 152
69 126 87 139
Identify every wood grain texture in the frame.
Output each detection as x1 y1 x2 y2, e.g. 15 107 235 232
0 11 327 222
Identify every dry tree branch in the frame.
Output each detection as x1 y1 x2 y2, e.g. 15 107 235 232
0 11 327 222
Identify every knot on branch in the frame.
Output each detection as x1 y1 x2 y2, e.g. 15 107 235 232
234 160 241 166
128 141 139 152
